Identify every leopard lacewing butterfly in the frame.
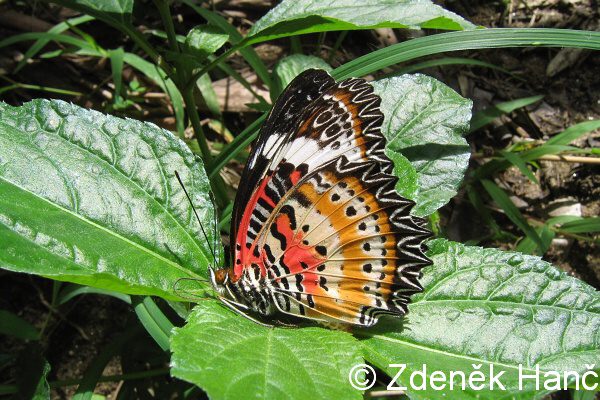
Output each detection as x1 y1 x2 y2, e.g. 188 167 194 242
182 69 432 327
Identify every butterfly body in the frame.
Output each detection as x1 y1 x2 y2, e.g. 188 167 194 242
211 69 431 327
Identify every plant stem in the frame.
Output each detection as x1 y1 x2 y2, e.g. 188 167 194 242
182 86 212 162
472 152 600 164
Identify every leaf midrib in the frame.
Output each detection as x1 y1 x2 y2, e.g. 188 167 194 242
1 119 209 264
413 298 598 316
0 176 202 280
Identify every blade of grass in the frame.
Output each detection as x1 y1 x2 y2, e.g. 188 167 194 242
481 179 544 251
56 284 132 306
560 218 600 234
546 119 600 146
516 225 554 255
470 95 543 132
333 28 600 80
196 73 221 117
0 81 82 96
108 47 125 104
41 0 170 76
14 14 95 73
0 310 40 340
499 150 538 184
385 56 516 77
132 297 174 351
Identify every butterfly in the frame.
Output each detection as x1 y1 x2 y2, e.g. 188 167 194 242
197 69 431 327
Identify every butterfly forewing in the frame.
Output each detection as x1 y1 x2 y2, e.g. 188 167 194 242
227 69 431 327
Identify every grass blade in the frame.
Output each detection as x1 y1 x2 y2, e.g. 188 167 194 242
56 284 132 305
133 297 173 351
516 225 554 255
333 28 600 80
546 119 600 146
481 179 544 251
560 218 600 234
0 310 39 340
386 56 515 77
108 47 125 104
14 14 94 73
500 150 538 184
470 95 543 132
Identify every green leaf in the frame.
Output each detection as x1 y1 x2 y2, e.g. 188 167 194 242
481 179 544 252
249 0 474 43
171 301 363 400
46 0 133 26
0 310 40 340
271 54 332 100
386 151 419 202
470 95 544 132
185 25 229 63
359 239 600 399
373 74 472 217
0 99 218 299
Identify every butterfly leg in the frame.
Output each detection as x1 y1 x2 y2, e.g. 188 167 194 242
218 297 276 328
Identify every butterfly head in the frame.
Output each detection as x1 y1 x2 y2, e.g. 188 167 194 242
208 267 230 296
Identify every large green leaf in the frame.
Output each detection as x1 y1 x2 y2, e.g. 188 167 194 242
248 0 474 43
0 99 218 299
185 25 229 64
373 74 472 217
45 0 133 26
271 54 333 100
359 239 600 399
171 301 363 400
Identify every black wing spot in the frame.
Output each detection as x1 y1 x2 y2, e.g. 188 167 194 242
346 206 357 217
363 263 372 273
315 245 328 256
358 222 367 231
331 193 340 202
302 224 310 232
319 276 329 291
363 242 371 251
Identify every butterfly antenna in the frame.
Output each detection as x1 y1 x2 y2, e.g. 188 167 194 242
174 171 218 266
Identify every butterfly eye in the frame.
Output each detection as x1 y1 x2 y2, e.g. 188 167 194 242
214 268 228 285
